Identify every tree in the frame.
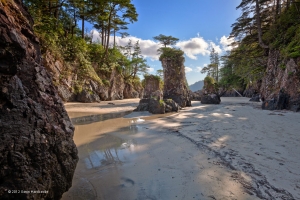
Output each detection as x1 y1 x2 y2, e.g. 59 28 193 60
153 34 179 47
201 48 220 82
121 40 149 80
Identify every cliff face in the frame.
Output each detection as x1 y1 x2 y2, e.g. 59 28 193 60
260 50 300 111
43 51 142 102
0 1 78 199
161 58 191 107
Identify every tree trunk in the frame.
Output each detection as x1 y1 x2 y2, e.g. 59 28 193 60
255 0 269 49
114 29 116 48
81 15 85 39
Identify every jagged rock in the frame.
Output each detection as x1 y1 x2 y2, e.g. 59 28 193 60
260 50 300 111
189 90 202 101
164 99 180 112
76 90 101 103
134 99 149 111
201 94 221 104
143 75 161 98
57 84 75 101
151 90 163 100
249 94 260 102
262 89 289 110
0 1 78 199
123 83 140 99
161 55 191 107
149 98 165 114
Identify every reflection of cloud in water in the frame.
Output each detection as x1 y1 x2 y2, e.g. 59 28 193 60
84 140 136 169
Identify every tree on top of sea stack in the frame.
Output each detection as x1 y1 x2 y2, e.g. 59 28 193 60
153 34 179 47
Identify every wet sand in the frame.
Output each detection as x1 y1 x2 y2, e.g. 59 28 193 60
62 97 300 200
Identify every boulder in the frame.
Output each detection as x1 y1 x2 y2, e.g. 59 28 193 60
189 90 202 101
76 90 101 103
0 1 78 199
134 99 149 111
164 99 180 112
262 89 289 110
201 94 221 104
249 94 260 102
149 98 165 114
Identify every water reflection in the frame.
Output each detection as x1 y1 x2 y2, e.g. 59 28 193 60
84 138 136 169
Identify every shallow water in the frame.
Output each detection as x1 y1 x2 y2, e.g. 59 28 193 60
62 111 173 200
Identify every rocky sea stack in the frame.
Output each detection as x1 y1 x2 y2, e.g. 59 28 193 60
0 1 78 199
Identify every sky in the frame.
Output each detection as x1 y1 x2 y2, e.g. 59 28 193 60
91 0 242 85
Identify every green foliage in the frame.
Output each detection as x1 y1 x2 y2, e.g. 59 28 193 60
204 76 215 86
159 47 184 61
153 34 179 47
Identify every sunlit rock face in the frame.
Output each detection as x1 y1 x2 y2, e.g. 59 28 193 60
161 57 191 107
0 0 78 199
143 75 161 98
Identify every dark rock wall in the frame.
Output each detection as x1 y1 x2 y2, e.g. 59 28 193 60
0 1 78 199
161 58 191 107
260 50 300 111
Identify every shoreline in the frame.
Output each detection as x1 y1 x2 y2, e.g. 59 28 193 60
64 97 300 199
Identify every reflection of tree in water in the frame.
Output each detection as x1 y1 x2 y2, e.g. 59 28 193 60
85 133 136 169
101 148 122 166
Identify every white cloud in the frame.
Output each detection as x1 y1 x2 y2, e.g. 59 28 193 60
220 36 235 51
195 67 202 72
92 30 161 60
209 42 222 54
147 67 154 73
185 67 193 73
175 37 210 60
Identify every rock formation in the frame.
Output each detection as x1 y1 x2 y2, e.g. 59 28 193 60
160 49 191 107
143 75 161 98
0 1 78 199
260 50 300 111
43 50 143 102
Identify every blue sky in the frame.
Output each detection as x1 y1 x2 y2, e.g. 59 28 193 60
91 0 242 85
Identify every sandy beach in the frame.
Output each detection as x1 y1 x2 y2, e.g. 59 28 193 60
62 97 300 200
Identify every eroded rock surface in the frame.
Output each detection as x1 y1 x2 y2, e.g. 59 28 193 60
161 57 191 107
0 1 78 199
261 50 300 111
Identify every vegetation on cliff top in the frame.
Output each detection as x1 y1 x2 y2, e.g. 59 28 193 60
208 0 300 93
23 0 147 92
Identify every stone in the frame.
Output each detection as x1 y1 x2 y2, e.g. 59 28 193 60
249 94 260 102
0 1 78 199
164 99 180 112
201 94 221 104
143 75 161 98
262 89 289 110
123 83 140 99
160 50 191 108
189 90 202 101
76 89 101 103
148 98 165 114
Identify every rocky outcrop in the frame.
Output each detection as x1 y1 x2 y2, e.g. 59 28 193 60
134 90 180 114
189 90 202 101
161 56 191 107
260 50 300 111
201 94 221 104
0 1 78 199
143 75 161 98
43 50 143 102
